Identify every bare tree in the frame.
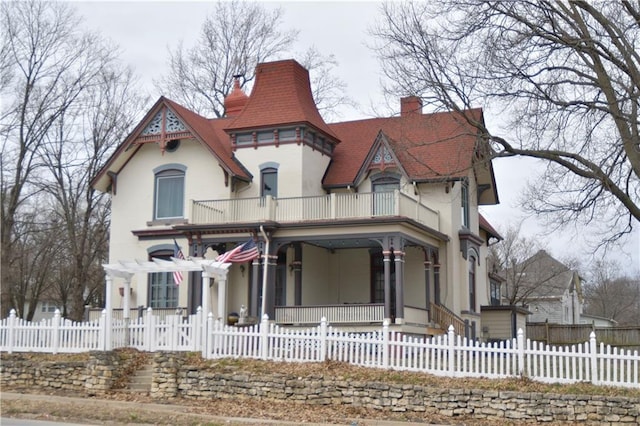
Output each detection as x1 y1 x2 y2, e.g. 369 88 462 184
156 0 297 118
371 1 640 247
156 1 351 119
583 260 640 325
39 66 145 320
298 47 353 121
1 0 143 319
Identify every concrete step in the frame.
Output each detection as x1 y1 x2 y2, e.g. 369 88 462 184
125 364 153 393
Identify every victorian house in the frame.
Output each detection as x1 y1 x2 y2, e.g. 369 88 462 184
91 59 501 337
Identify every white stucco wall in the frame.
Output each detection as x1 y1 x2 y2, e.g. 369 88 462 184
404 246 427 309
233 144 330 198
108 139 231 305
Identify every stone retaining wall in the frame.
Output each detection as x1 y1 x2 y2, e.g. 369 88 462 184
2 351 638 424
1 351 135 395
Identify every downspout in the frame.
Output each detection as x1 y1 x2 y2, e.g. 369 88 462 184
259 225 269 318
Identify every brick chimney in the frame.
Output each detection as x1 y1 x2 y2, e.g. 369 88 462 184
400 96 423 116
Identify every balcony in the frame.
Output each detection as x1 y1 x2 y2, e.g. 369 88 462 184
191 191 440 231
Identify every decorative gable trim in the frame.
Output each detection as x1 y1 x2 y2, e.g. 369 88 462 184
353 131 409 187
134 105 192 153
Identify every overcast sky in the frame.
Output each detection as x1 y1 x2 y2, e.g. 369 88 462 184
73 1 639 277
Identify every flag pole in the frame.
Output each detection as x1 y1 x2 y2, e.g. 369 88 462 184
259 225 269 319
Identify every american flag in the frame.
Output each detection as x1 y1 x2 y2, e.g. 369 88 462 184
216 239 259 263
173 239 185 285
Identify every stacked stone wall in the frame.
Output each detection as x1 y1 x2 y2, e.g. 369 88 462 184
1 351 638 424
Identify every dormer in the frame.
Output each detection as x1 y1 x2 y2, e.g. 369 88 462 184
224 60 340 156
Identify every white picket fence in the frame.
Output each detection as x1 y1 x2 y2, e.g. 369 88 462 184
1 309 638 388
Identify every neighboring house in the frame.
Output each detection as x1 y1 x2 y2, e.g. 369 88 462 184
503 250 584 324
579 313 618 328
91 59 501 337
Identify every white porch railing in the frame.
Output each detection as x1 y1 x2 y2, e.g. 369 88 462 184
275 304 385 325
191 191 440 230
2 309 639 388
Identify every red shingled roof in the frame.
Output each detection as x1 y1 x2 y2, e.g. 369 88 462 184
479 213 502 241
225 60 339 141
325 109 483 187
162 98 249 179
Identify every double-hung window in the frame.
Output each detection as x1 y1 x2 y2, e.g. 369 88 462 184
154 164 186 220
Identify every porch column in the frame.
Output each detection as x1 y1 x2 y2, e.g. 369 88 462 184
383 250 392 321
188 241 202 315
122 277 131 345
394 250 405 324
293 243 302 306
122 278 131 321
201 270 211 318
250 257 260 317
424 260 432 321
264 253 278 320
434 264 441 305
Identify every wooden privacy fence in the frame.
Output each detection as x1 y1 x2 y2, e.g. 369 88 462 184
1 309 639 388
527 323 640 347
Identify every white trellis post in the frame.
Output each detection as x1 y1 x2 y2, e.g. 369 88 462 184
217 274 228 322
122 277 131 346
105 275 113 350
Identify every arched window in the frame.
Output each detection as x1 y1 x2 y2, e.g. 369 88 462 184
154 164 186 220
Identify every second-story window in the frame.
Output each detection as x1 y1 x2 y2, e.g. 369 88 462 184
372 174 400 216
261 167 278 198
154 164 186 219
461 180 470 228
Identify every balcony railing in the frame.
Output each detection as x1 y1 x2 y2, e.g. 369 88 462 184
191 191 440 230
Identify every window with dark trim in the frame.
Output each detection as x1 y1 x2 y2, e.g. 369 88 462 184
490 279 501 306
154 168 185 219
468 255 477 312
148 250 179 308
371 174 400 216
261 167 278 198
370 250 396 317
